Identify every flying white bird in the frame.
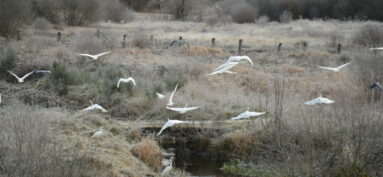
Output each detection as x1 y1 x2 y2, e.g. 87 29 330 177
167 84 178 106
35 70 51 74
166 105 199 114
369 82 383 91
214 56 253 71
305 96 335 105
369 47 383 51
227 56 254 66
79 51 111 60
157 119 190 136
82 101 108 112
161 157 175 176
231 108 266 120
91 127 105 138
208 62 239 76
7 70 35 83
117 77 136 88
318 62 350 72
156 92 166 99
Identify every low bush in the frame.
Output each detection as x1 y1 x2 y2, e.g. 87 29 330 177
47 62 83 95
217 0 258 24
32 17 53 33
102 0 135 23
256 15 270 25
130 138 162 169
131 35 151 49
353 23 383 47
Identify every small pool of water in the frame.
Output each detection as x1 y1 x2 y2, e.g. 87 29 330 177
175 153 224 177
144 127 226 177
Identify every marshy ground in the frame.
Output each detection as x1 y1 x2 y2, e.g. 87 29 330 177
1 13 383 177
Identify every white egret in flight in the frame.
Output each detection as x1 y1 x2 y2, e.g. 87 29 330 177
318 63 350 72
305 96 335 105
231 108 266 120
117 77 136 88
166 105 199 114
82 101 108 113
157 119 190 136
7 70 35 83
79 51 111 60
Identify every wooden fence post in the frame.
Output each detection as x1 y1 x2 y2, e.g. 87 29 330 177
302 41 307 51
238 39 243 55
96 30 100 38
122 34 127 48
57 32 61 42
212 38 216 47
278 43 282 53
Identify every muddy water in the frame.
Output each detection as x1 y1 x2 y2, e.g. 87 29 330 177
144 127 226 177
174 152 224 177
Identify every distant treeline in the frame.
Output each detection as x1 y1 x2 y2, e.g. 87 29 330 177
251 0 383 21
125 0 383 22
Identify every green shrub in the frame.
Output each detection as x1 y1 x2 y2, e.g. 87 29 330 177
0 47 17 79
49 62 82 95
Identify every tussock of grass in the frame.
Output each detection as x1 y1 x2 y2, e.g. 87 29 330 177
130 138 162 169
211 131 255 161
0 47 17 79
181 45 228 57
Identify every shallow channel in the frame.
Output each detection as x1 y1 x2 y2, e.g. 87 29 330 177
144 127 226 177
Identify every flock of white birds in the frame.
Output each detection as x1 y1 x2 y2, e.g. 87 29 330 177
3 46 383 176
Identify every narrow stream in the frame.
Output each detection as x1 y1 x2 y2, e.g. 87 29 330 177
144 127 225 177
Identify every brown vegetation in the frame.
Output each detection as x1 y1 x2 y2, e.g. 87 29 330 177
130 138 163 169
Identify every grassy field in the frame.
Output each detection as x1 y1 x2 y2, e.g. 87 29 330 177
1 14 383 176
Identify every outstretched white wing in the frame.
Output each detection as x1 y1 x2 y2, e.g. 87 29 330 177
167 84 178 106
126 77 136 86
161 166 173 176
157 121 172 136
228 56 253 66
95 51 111 58
20 71 36 80
318 66 336 71
208 62 238 76
117 77 136 88
7 70 21 80
79 53 95 58
156 92 166 99
336 62 350 70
